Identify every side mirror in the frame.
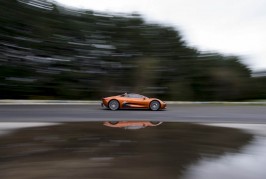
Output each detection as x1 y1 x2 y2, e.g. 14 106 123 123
143 97 146 100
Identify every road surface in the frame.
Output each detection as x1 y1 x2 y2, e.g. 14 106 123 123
0 104 266 123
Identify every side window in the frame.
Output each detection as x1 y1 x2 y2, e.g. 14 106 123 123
135 94 142 98
127 94 134 98
128 94 144 98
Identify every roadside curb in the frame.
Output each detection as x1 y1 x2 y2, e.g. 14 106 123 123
165 101 266 105
0 100 100 105
1 100 266 105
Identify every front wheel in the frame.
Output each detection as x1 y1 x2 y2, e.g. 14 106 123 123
149 100 160 111
108 100 119 110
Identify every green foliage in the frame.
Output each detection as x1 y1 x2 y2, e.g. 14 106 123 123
0 0 260 100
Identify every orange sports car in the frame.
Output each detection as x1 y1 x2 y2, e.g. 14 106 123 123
101 93 166 111
104 121 162 129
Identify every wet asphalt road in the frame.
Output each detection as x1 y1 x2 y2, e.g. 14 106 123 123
0 104 266 123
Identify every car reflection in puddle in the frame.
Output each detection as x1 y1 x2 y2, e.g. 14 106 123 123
0 122 254 179
104 121 162 130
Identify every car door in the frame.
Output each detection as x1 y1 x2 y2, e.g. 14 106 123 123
125 94 147 108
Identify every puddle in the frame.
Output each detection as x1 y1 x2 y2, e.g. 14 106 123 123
0 122 59 135
0 122 253 179
183 124 266 179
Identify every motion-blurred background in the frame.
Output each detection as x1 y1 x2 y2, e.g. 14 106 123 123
1 0 265 100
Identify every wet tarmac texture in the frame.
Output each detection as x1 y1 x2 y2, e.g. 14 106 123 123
0 122 253 179
1 104 266 123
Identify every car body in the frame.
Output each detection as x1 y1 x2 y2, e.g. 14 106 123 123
101 93 166 111
104 121 162 129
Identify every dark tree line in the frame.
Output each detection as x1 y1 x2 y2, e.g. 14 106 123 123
0 0 265 100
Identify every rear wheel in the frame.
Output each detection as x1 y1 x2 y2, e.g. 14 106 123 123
149 100 160 111
150 121 161 125
108 100 119 110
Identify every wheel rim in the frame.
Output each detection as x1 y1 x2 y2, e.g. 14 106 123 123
150 101 160 111
109 100 119 110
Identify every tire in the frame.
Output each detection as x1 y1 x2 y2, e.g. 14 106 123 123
150 121 161 125
108 100 120 110
149 100 160 111
109 121 119 125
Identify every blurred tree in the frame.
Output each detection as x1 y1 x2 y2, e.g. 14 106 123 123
0 0 259 101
